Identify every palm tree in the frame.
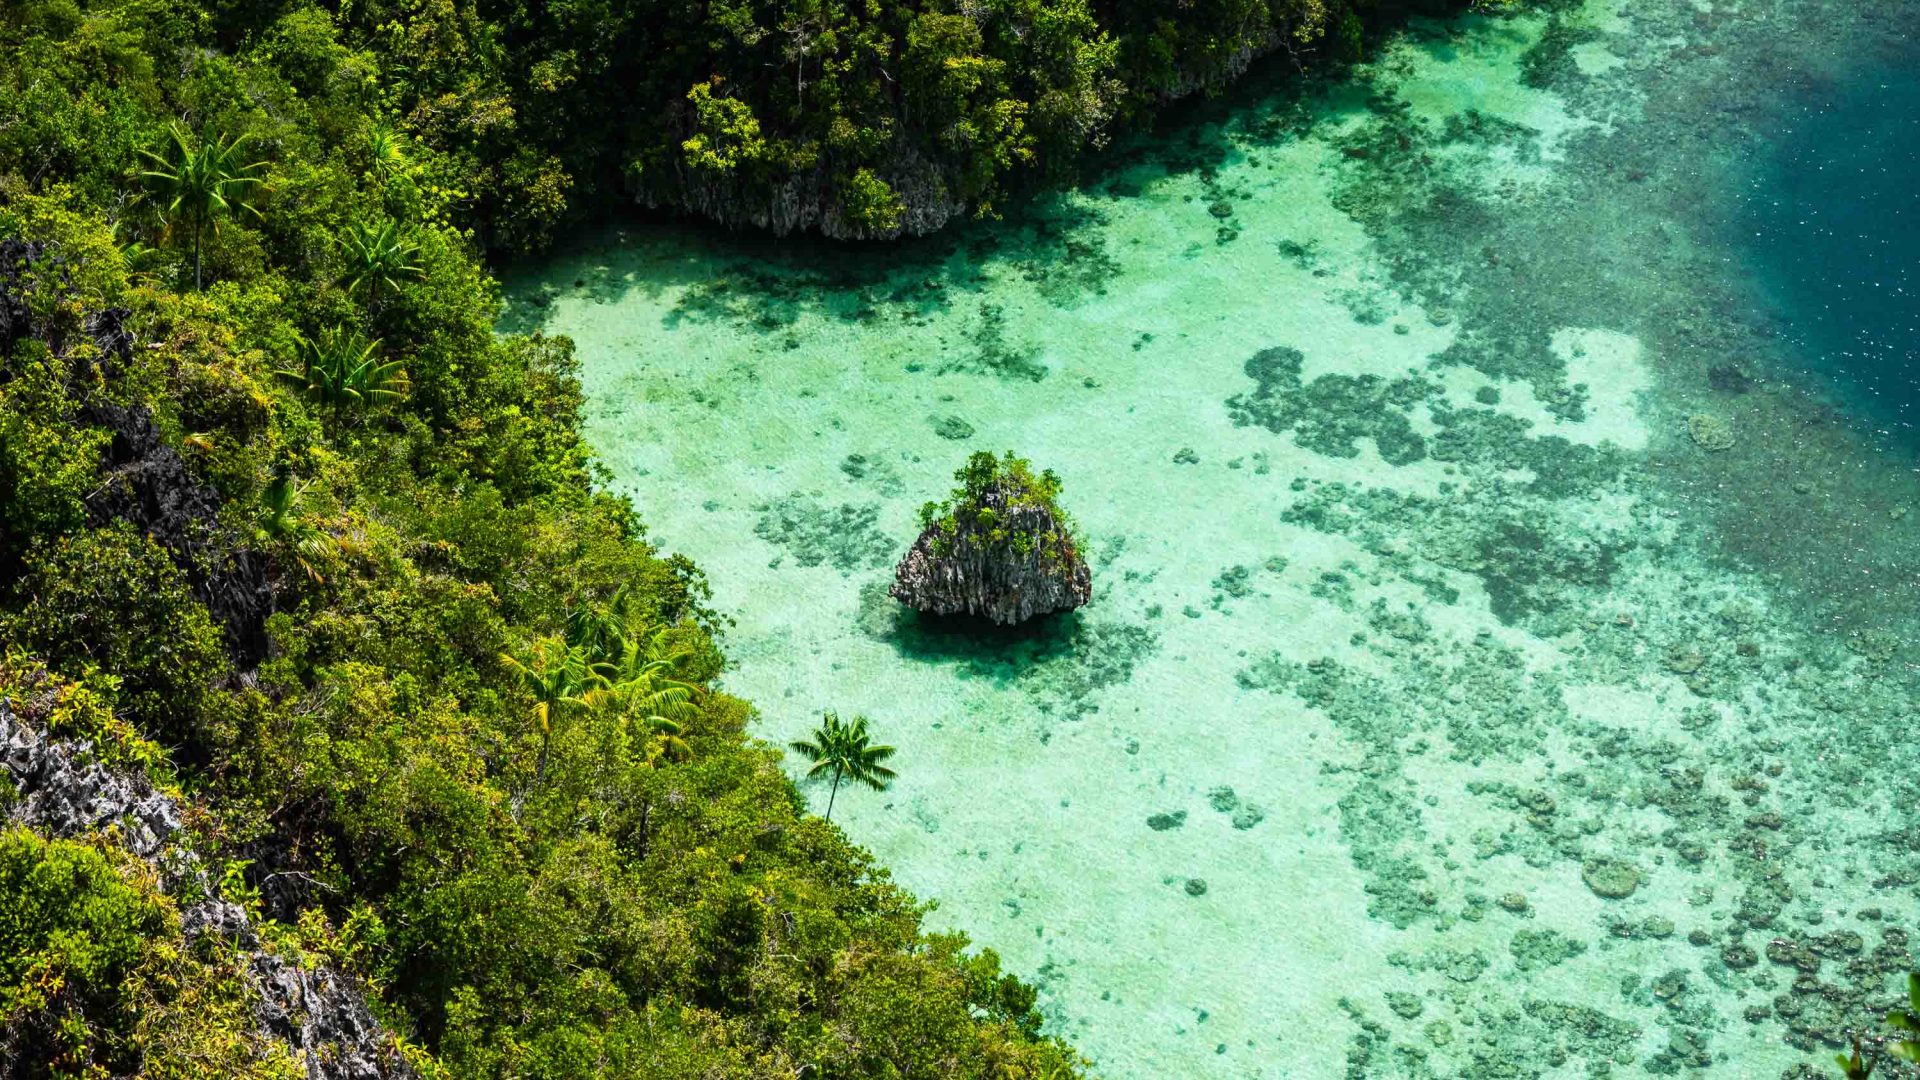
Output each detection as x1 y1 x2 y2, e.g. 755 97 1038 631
788 712 896 822
339 219 421 311
277 328 408 412
139 125 268 290
563 583 641 663
253 464 334 582
589 624 702 766
501 637 601 784
365 122 410 184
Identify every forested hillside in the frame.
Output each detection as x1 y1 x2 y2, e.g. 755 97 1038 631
1 1 1465 1077
0 2 1090 1075
217 0 1468 245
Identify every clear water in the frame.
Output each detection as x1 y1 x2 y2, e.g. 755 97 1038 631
1737 53 1920 438
504 2 1920 1076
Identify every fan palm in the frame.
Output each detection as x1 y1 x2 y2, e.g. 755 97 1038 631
139 125 268 290
788 712 896 822
339 219 421 311
253 465 334 582
501 637 601 784
277 328 408 412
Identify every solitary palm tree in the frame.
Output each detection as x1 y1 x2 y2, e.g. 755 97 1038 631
788 712 896 822
365 122 410 184
139 125 268 290
253 464 334 582
277 328 408 412
339 219 421 311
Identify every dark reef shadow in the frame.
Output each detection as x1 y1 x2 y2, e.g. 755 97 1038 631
858 581 1088 686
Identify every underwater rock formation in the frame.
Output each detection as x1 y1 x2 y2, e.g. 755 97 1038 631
891 451 1091 625
1 689 414 1080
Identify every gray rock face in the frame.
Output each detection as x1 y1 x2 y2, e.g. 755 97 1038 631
890 485 1091 625
252 956 410 1080
0 690 180 859
0 237 272 664
0 690 413 1080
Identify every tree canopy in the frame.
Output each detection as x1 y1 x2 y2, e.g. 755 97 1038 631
0 2 1092 1075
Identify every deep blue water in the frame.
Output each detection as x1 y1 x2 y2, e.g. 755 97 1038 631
1744 46 1920 438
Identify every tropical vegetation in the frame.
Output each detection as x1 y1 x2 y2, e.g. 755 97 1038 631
789 712 899 823
0 1 1090 1075
919 450 1082 567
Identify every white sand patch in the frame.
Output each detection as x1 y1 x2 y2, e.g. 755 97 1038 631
1572 41 1628 76
1559 676 1666 726
1551 327 1652 449
1473 327 1651 450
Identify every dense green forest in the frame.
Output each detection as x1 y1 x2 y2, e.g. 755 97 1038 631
181 0 1463 246
0 0 1462 1076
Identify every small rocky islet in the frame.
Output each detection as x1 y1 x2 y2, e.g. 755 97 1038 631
890 451 1092 626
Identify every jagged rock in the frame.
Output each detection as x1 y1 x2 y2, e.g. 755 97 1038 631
252 956 410 1080
636 32 1293 241
80 399 273 663
0 690 180 859
0 239 40 350
1 235 272 664
0 689 413 1080
890 452 1091 625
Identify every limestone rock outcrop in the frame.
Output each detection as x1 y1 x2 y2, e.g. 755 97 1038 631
890 453 1090 625
0 688 414 1080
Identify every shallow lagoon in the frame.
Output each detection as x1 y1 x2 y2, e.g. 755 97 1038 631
505 1 1920 1075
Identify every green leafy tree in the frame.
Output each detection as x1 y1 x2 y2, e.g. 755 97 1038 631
839 167 905 234
681 79 770 176
138 125 267 290
6 524 228 742
277 328 408 413
789 711 896 822
338 219 422 311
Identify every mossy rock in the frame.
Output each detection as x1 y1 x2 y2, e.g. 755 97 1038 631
1686 412 1735 451
892 451 1091 625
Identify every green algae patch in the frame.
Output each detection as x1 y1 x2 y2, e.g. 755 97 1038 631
1509 928 1588 971
751 495 894 573
1225 346 1434 466
1147 810 1187 832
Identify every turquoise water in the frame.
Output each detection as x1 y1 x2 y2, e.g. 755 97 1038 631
505 2 1920 1076
1738 50 1920 438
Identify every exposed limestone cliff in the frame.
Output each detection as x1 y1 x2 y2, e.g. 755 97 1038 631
891 452 1091 625
0 239 272 663
0 687 413 1080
